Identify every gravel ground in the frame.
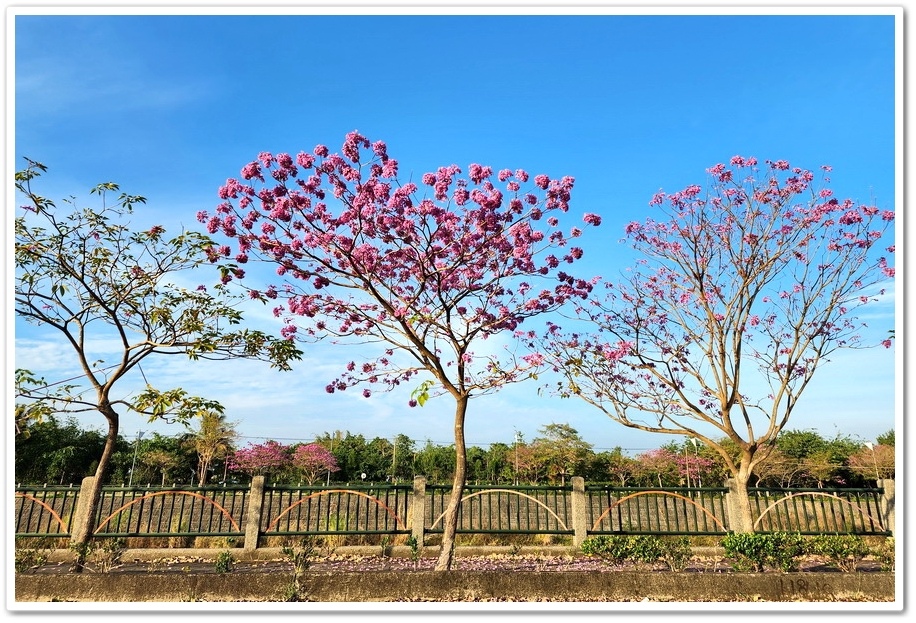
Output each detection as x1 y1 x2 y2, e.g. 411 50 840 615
22 552 887 575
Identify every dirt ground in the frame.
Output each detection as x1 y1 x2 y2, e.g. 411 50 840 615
20 551 888 575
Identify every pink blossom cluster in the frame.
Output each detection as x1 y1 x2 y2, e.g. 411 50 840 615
199 131 602 401
292 443 341 483
537 155 895 435
228 440 340 482
227 440 291 476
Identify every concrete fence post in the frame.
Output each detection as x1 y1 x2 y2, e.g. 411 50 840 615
69 476 98 546
411 476 427 547
877 478 895 536
570 476 587 548
243 476 266 551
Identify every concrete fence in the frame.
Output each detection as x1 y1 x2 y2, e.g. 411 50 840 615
13 476 894 549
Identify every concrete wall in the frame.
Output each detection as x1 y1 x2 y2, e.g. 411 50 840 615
14 570 895 603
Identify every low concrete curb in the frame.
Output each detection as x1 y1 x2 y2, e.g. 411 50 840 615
14 570 894 603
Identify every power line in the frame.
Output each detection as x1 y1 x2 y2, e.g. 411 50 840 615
225 433 658 453
16 363 122 392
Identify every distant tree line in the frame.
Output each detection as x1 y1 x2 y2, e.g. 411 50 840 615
15 417 894 489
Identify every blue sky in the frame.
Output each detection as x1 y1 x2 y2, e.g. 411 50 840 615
8 7 901 456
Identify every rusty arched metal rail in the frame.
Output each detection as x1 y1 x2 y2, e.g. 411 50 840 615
15 492 70 533
752 491 885 532
590 490 727 533
430 488 569 531
265 489 406 533
94 490 241 533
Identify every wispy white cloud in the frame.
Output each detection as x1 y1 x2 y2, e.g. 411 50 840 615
16 55 209 119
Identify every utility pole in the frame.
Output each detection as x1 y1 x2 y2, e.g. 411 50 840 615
514 430 522 485
391 437 397 484
128 431 144 487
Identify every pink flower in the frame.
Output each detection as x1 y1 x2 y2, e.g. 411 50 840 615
241 162 261 180
583 213 602 226
296 152 315 168
469 163 492 183
839 210 863 225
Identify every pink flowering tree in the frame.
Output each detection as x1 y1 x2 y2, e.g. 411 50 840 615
539 157 894 532
633 448 681 487
292 442 340 484
198 131 599 569
228 440 292 480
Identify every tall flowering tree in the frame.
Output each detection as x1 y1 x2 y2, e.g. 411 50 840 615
228 440 291 479
198 131 599 569
14 160 301 570
539 157 894 532
292 443 340 484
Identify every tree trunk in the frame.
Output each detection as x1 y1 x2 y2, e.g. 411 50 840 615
728 466 756 533
198 456 211 486
69 407 118 572
435 394 469 571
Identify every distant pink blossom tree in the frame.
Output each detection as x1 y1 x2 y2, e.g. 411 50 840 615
634 448 680 487
293 443 340 484
198 131 599 569
539 156 894 532
229 440 291 479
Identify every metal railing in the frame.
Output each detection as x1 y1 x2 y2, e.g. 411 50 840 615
426 484 574 536
91 485 249 539
14 485 80 538
749 487 888 535
586 486 731 535
261 483 411 536
14 479 892 545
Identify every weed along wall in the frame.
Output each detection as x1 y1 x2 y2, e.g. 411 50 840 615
14 476 894 550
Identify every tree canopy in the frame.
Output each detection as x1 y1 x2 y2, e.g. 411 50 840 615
538 156 894 530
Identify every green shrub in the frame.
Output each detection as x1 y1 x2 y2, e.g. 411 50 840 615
808 534 869 572
14 537 53 573
721 532 805 572
874 537 895 572
214 550 234 574
658 536 693 572
581 535 631 565
627 535 664 569
582 534 688 570
95 537 126 572
378 535 393 558
282 536 317 576
405 535 422 569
